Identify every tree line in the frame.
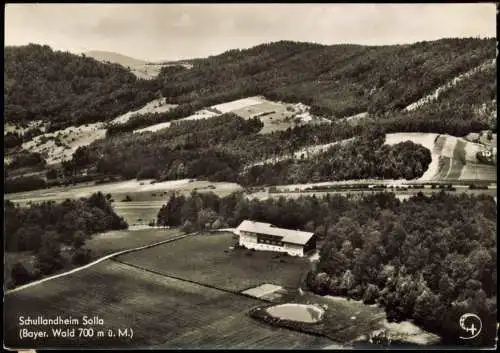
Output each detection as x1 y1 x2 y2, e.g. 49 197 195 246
5 192 128 287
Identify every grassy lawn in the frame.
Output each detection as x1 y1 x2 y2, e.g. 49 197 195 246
4 260 333 349
86 228 183 258
116 232 310 292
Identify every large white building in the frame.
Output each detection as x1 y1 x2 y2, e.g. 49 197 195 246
235 220 316 257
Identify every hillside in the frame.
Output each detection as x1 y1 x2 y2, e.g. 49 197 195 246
157 38 495 119
85 50 149 66
85 50 167 79
4 44 160 130
5 39 497 191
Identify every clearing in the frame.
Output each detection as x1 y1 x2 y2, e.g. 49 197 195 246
21 123 106 165
18 97 179 164
133 96 330 134
4 259 333 349
116 232 310 292
6 179 242 205
110 98 178 125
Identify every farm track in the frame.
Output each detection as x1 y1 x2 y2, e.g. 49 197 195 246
113 258 275 303
5 232 192 295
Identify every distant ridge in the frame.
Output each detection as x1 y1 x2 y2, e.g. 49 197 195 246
85 50 150 66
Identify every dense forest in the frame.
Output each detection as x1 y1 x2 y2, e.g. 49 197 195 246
103 38 496 136
240 136 432 186
67 117 431 186
156 191 496 346
6 39 494 135
156 38 494 118
4 44 160 130
5 192 127 287
4 39 496 194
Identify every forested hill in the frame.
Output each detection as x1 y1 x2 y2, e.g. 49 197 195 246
4 44 161 131
157 38 495 119
5 39 495 132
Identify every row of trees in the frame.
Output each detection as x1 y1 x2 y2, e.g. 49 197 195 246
5 192 128 287
156 190 496 346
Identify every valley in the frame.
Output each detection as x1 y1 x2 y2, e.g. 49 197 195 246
4 33 497 350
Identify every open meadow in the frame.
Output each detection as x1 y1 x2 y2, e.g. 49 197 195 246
116 232 310 292
132 96 329 134
85 228 183 258
6 179 242 205
4 259 334 349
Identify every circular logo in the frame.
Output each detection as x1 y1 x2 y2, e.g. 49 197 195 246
459 313 482 340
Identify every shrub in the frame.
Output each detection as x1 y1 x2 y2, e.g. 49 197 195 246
72 248 92 266
10 262 33 286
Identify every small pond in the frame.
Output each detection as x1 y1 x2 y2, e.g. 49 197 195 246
266 303 324 323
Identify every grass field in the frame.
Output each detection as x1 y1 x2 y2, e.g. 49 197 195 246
133 96 328 135
85 228 183 258
4 260 334 349
116 232 310 292
6 179 242 205
110 98 178 125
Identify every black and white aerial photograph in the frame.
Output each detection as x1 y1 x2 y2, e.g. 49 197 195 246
3 3 497 350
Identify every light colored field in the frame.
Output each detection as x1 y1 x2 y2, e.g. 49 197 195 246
211 96 265 113
117 232 309 292
5 179 191 202
134 96 329 135
110 98 178 125
21 123 106 165
231 99 330 134
459 163 497 181
18 99 178 163
384 133 495 182
134 109 220 133
4 259 334 349
6 179 242 213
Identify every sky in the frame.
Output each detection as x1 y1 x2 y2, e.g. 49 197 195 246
4 3 497 62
